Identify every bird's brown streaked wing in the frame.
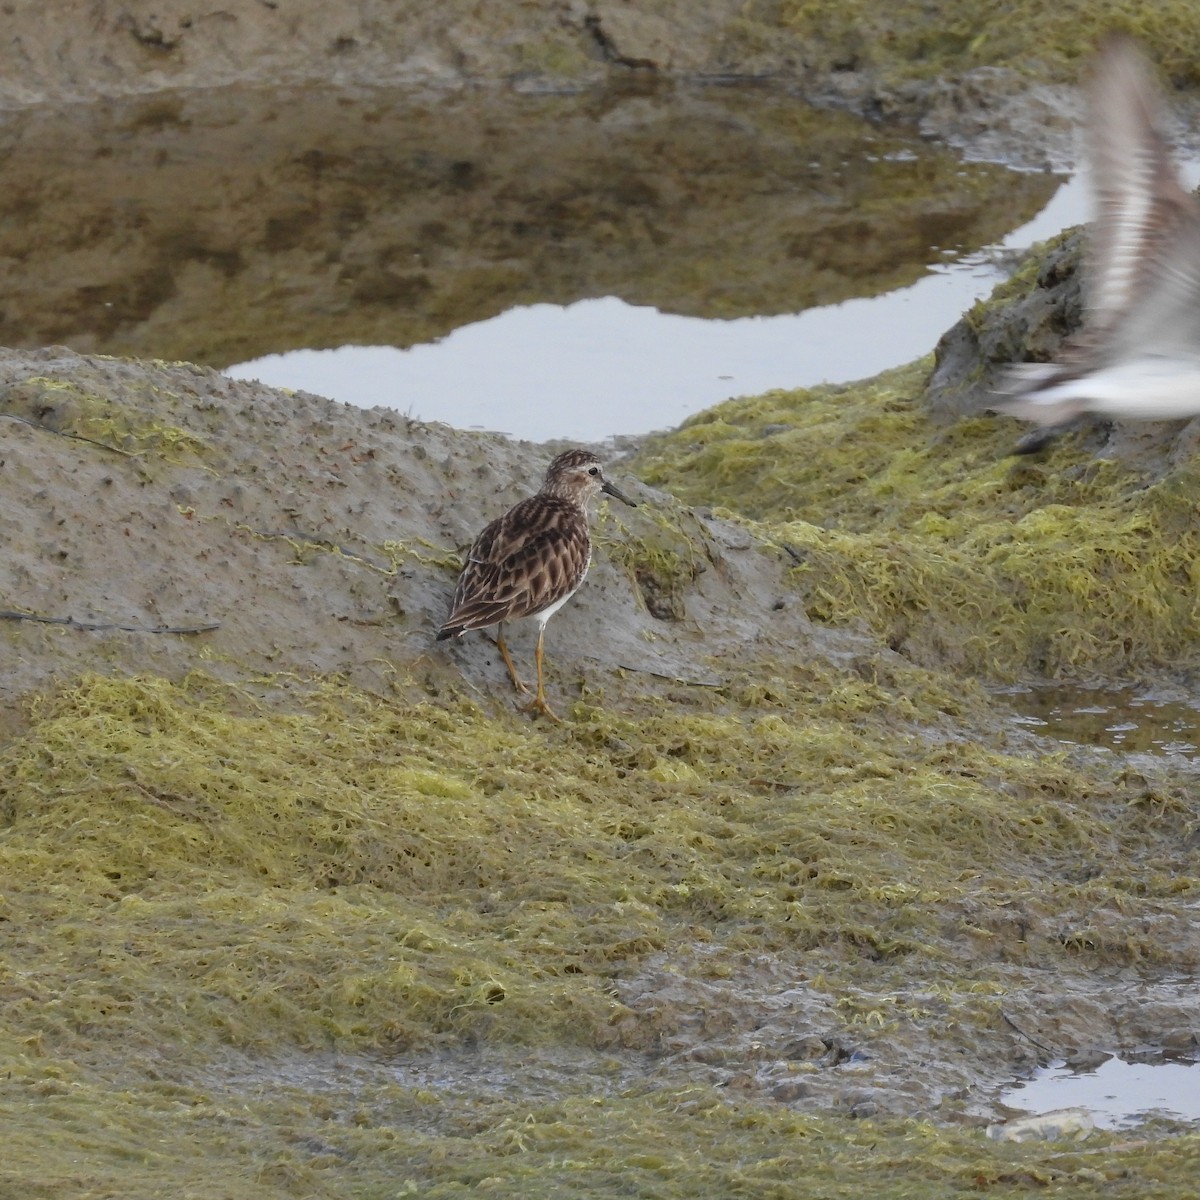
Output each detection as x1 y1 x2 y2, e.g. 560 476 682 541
441 501 590 634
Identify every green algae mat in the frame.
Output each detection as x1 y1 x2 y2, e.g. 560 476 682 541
781 0 1200 85
5 284 1200 1196
632 358 1200 680
2 656 1198 1195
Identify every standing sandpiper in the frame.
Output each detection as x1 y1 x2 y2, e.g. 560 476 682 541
437 449 637 722
994 36 1200 439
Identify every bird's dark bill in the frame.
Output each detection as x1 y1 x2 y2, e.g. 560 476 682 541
601 479 637 507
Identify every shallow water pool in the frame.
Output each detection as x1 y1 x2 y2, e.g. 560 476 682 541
1001 1055 1200 1130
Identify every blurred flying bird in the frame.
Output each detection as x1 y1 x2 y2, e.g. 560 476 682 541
994 36 1200 447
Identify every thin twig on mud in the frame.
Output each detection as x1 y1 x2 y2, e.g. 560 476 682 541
0 610 219 635
1 412 136 457
1000 1009 1054 1056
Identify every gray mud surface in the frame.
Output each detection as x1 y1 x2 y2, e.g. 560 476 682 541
4 8 1200 1197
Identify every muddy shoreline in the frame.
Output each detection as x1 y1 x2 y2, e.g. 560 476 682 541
0 0 1095 169
4 7 1200 1198
3 340 1200 1191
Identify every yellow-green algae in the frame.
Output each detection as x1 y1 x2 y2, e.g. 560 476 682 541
630 358 1200 679
596 504 707 621
4 1073 1200 1199
3 375 211 464
2 669 1199 1196
779 0 1200 86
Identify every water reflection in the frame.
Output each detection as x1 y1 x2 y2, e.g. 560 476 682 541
1001 1056 1200 1129
228 176 1080 441
0 81 1058 439
230 269 1009 440
998 684 1200 757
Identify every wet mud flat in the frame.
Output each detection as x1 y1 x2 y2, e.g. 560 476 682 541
5 9 1200 1192
2 343 1200 1197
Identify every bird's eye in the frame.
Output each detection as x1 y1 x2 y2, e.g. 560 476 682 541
588 466 600 476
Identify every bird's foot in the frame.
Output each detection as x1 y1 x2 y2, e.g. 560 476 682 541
519 693 564 724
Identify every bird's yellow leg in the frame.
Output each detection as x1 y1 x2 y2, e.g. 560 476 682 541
493 623 530 694
520 626 563 723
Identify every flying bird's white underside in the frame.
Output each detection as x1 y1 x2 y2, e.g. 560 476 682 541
1001 355 1200 422
994 37 1200 431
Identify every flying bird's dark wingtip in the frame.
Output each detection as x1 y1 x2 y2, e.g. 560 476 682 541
1009 430 1060 456
1007 416 1095 456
